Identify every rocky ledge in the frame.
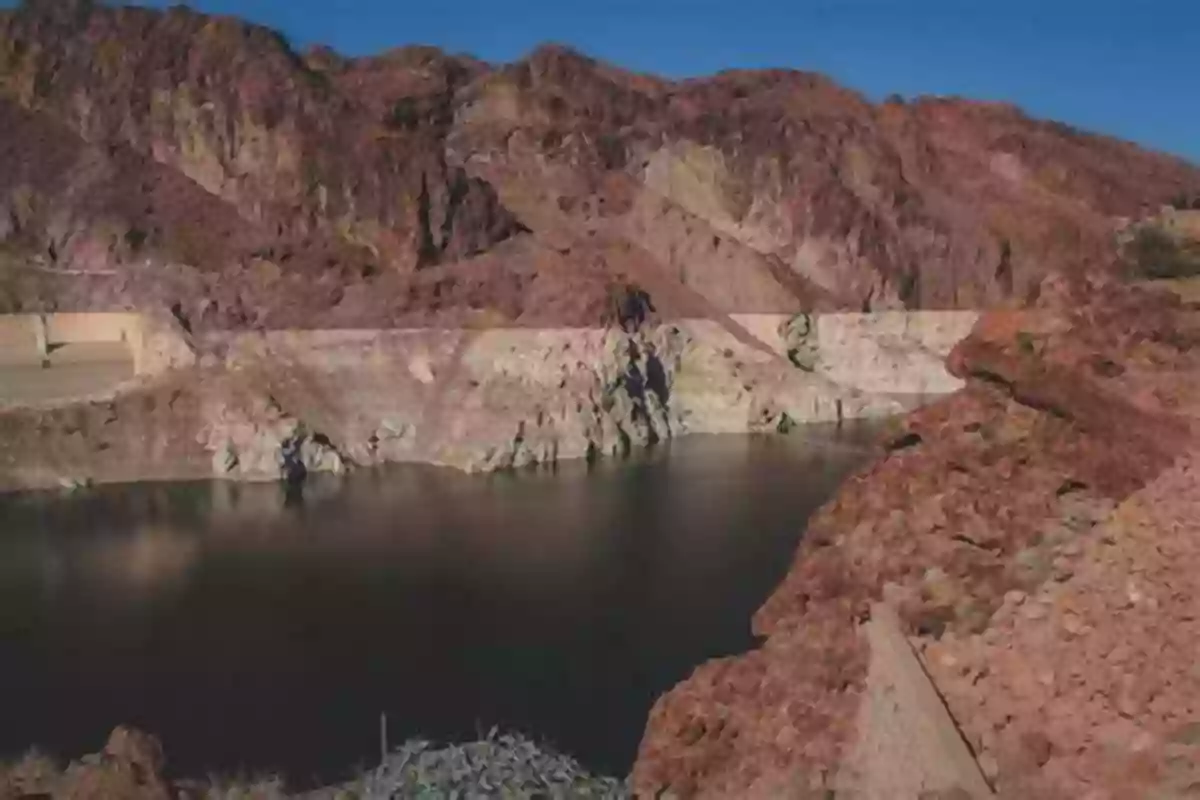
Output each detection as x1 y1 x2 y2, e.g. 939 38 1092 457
632 274 1200 798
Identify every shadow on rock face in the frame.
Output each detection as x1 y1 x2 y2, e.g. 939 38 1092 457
645 351 670 405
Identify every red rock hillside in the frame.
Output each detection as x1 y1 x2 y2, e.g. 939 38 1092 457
0 0 1197 329
633 274 1200 797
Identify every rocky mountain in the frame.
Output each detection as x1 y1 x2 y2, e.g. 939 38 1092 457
2 0 1200 331
0 0 1198 330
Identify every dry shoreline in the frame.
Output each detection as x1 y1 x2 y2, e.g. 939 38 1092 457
0 312 971 492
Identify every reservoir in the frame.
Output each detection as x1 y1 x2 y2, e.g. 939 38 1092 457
0 426 878 785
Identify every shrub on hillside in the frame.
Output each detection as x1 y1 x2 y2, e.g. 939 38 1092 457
1169 193 1200 211
385 97 421 131
606 282 654 331
1125 226 1200 279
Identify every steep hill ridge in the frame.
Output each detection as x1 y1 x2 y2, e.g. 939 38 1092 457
1 0 1198 330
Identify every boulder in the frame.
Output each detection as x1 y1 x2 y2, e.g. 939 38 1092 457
55 727 172 800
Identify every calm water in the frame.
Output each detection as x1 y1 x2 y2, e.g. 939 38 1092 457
0 427 878 785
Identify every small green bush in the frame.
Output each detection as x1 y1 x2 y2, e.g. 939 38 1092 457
385 97 421 131
1125 226 1200 279
124 227 148 250
596 133 627 170
1169 193 1200 211
1015 331 1036 355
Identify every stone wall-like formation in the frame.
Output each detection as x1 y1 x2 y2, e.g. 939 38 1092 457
732 311 980 396
42 312 141 347
0 312 196 377
0 314 38 365
0 310 978 488
195 310 976 474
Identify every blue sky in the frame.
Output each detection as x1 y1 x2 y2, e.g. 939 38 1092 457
4 0 1197 162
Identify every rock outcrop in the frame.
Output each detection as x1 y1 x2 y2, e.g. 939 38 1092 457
199 383 345 483
922 454 1200 799
632 276 1200 797
0 1 1198 329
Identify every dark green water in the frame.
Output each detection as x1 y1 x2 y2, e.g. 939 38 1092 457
0 427 878 785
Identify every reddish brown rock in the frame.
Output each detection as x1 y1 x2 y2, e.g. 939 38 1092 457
632 279 1200 797
1 3 1198 328
926 453 1200 799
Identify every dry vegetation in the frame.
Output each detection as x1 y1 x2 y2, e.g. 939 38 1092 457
0 732 628 799
1124 224 1200 279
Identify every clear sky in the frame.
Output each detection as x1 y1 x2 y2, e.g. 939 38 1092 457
4 0 1197 162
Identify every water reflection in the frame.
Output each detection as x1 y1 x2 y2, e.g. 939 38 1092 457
37 527 201 605
0 427 880 785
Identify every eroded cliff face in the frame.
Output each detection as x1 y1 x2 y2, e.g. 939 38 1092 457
446 46 1200 315
632 275 1200 798
0 1 1198 330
